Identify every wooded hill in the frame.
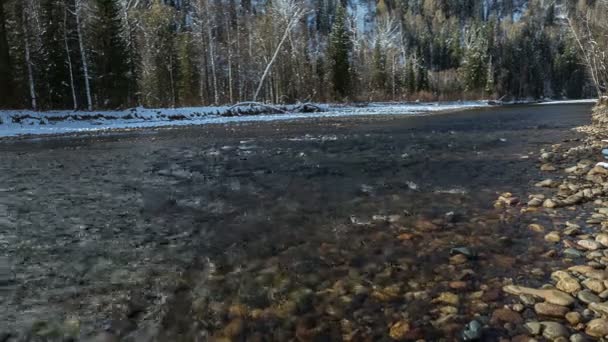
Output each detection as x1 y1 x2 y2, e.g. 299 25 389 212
0 0 606 110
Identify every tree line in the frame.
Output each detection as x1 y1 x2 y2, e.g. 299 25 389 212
0 0 605 111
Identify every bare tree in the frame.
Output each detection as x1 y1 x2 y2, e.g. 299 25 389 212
567 1 608 98
63 5 77 110
74 0 92 110
21 3 37 110
253 0 306 102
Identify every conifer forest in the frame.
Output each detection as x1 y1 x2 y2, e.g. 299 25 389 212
0 0 607 110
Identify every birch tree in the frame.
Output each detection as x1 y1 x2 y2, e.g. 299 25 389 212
252 0 306 102
74 0 92 110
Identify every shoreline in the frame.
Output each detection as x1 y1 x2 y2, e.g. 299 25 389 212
496 103 608 340
0 100 598 140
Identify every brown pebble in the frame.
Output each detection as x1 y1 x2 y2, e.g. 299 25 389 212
490 308 523 325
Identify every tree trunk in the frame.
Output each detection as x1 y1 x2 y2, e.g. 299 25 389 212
203 0 219 105
64 6 78 110
22 6 37 110
75 0 92 110
253 9 301 102
0 0 13 107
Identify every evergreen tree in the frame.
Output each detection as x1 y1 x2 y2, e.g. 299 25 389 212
461 27 488 92
92 0 131 108
371 40 387 92
40 0 70 109
405 59 416 94
328 4 352 98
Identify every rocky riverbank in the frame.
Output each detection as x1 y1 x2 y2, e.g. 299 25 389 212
497 101 608 341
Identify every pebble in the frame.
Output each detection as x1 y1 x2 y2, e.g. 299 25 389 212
545 232 561 243
540 321 569 340
556 278 582 294
525 321 542 335
529 223 545 233
577 239 601 251
461 320 483 341
534 302 569 317
582 278 606 293
577 290 602 304
537 179 557 188
570 333 589 342
544 199 558 208
563 248 585 258
585 318 608 337
388 320 411 341
597 234 608 247
503 285 575 306
589 302 608 316
541 164 557 171
490 308 523 324
435 292 459 306
565 311 581 325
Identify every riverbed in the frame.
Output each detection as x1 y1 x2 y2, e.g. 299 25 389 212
0 103 594 340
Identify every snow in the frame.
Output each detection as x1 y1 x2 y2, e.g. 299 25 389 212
536 99 598 105
0 102 491 138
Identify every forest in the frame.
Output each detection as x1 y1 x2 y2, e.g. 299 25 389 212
0 0 606 110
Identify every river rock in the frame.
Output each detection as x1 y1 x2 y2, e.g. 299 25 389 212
564 248 585 258
541 321 569 340
557 278 582 294
534 302 569 317
435 292 459 306
578 239 601 251
585 318 608 337
589 302 608 316
565 312 581 325
544 199 559 208
542 164 557 171
537 179 557 188
529 223 545 232
597 234 608 247
583 279 606 294
461 320 483 341
545 232 561 243
570 333 589 342
389 320 411 340
503 285 575 306
490 308 523 324
578 290 601 304
525 321 542 335
569 265 608 280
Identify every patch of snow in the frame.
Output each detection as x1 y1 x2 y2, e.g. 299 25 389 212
536 99 598 105
0 102 490 138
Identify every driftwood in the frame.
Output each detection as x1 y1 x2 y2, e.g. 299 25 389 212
227 102 324 116
228 102 288 114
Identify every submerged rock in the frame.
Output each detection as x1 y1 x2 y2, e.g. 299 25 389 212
534 302 569 317
585 318 608 337
461 320 483 341
503 285 575 306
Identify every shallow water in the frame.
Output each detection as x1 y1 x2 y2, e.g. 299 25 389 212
0 104 593 340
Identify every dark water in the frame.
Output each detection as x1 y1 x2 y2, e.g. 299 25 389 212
0 104 593 340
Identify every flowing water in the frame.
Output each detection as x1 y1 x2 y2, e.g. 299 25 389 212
0 104 594 340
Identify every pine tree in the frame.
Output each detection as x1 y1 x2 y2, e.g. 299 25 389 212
40 0 70 109
328 4 352 98
92 0 131 108
0 0 12 108
372 40 387 93
405 59 416 94
177 32 198 106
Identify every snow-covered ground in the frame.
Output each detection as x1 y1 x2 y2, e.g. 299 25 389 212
535 99 598 105
0 102 493 138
